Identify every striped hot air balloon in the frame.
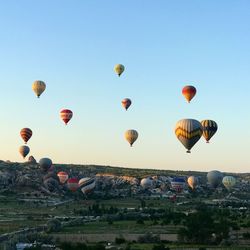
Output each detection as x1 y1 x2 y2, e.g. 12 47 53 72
125 129 138 147
19 145 30 159
20 128 32 144
175 119 203 153
222 176 236 190
78 177 96 195
122 98 132 111
67 178 79 192
60 109 73 125
57 171 69 184
201 120 218 143
32 80 46 98
182 85 196 103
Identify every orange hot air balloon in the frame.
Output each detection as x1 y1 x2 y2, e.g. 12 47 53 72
182 85 196 103
60 109 73 125
20 128 32 144
122 98 132 111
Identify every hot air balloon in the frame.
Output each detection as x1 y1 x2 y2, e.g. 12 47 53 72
182 85 196 103
60 109 73 125
140 177 153 189
175 119 203 153
207 170 223 188
114 64 125 77
187 176 198 190
57 171 69 184
39 158 52 172
201 120 218 143
222 176 236 190
32 80 46 98
125 129 138 147
79 177 96 195
122 98 132 111
20 128 32 144
171 177 185 193
67 178 79 192
19 145 30 159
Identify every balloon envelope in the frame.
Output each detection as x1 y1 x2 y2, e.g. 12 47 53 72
32 80 46 98
122 98 132 111
182 85 196 103
171 177 185 193
60 109 73 125
222 176 236 190
79 177 96 195
19 145 30 159
187 176 198 190
201 120 218 143
140 177 153 189
125 129 138 147
20 128 32 144
207 170 223 188
57 171 69 184
39 158 52 172
175 119 203 153
114 64 125 76
67 178 79 192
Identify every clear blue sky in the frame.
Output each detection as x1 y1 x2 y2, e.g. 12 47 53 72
0 1 250 173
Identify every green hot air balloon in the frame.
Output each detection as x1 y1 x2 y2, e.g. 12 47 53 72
222 176 236 190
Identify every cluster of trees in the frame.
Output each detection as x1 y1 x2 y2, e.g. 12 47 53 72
177 204 238 245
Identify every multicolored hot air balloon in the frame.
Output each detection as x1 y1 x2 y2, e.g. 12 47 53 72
78 177 96 195
57 171 69 184
125 129 138 147
39 158 52 172
122 98 132 111
32 80 46 98
187 176 198 190
60 109 73 125
201 120 218 143
175 119 203 153
222 176 236 190
171 177 185 193
20 128 32 144
19 145 30 159
182 85 196 103
67 178 79 192
114 64 125 77
207 170 223 188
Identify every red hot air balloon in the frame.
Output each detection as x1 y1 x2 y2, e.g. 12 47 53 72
121 98 132 111
60 109 73 125
67 178 79 192
182 85 197 103
20 128 32 144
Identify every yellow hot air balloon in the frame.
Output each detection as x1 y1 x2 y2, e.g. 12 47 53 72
222 176 236 190
125 129 138 147
32 80 46 98
187 176 198 190
114 64 125 77
201 120 218 143
175 119 203 153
